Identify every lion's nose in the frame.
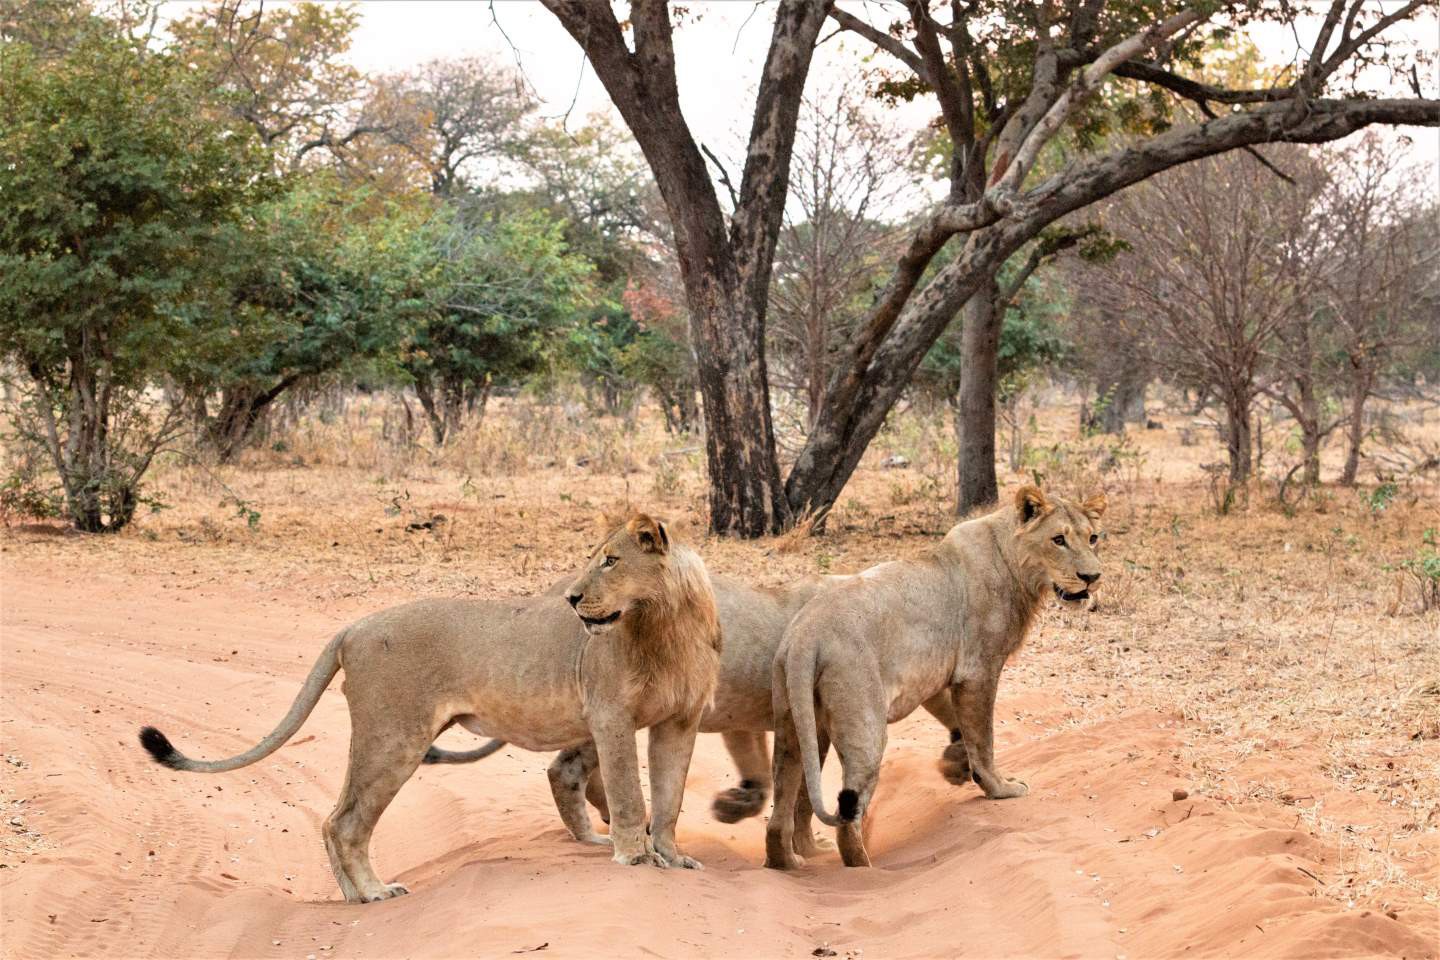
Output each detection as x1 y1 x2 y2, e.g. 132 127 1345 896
566 592 582 608
1078 572 1100 585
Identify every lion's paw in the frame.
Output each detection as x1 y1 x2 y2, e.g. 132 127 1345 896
764 851 806 871
986 778 1029 800
938 742 973 787
361 882 409 902
792 831 834 857
658 850 703 870
581 833 613 846
712 784 767 823
613 849 667 868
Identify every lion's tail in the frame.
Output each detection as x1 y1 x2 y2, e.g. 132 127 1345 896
422 740 507 764
138 629 345 773
785 643 841 828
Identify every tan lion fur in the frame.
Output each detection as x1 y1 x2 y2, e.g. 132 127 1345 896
765 485 1106 870
425 572 971 854
137 513 720 902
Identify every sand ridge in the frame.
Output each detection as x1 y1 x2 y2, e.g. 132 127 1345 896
1 560 1435 959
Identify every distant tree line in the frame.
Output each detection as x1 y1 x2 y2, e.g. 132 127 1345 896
1 0 1436 533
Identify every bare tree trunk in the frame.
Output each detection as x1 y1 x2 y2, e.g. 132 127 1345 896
1005 391 1025 472
956 282 1001 514
442 377 464 442
806 297 825 431
413 376 446 446
1298 379 1322 486
1340 366 1371 486
204 377 302 462
1223 390 1253 485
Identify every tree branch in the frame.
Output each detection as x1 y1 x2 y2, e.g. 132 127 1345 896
730 0 832 310
701 143 739 209
1111 60 1291 104
827 5 927 77
989 8 1207 201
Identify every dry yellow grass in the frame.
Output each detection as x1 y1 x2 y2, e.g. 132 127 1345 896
4 390 1437 910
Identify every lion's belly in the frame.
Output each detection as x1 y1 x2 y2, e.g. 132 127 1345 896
883 648 955 723
700 665 773 731
457 688 592 752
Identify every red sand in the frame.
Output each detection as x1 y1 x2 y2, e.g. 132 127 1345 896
2 562 1434 959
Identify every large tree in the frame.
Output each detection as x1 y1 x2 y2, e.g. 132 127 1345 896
539 0 1439 534
540 0 832 535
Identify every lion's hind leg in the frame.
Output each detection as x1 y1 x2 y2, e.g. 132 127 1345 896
763 716 808 871
826 691 887 868
712 730 770 824
791 733 833 858
923 690 973 787
323 719 432 903
549 744 608 844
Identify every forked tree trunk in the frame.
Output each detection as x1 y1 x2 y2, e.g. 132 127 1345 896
956 281 1002 514
539 0 828 537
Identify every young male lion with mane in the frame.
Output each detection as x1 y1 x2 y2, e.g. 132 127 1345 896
137 513 720 903
766 484 1105 870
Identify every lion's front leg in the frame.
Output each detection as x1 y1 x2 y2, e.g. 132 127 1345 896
951 674 1027 800
647 713 704 869
589 715 662 867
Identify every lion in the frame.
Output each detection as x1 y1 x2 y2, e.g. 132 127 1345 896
423 573 975 854
137 514 721 902
765 485 1105 870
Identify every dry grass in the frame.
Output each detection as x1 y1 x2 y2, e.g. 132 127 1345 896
3 390 1437 908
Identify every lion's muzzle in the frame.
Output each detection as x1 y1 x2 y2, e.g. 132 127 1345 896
575 608 621 635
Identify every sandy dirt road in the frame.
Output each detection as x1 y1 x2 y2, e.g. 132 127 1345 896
1 560 1434 959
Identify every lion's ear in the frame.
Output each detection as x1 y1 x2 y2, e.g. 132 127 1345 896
626 514 670 554
1081 492 1108 520
594 509 627 535
1014 484 1051 524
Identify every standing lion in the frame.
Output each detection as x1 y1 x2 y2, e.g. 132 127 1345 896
766 485 1105 869
137 514 720 902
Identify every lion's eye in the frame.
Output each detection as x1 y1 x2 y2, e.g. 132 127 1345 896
602 556 618 569
1089 533 1099 545
1052 535 1066 547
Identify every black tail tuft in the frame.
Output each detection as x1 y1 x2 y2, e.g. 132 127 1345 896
139 726 181 768
421 747 442 765
837 788 859 822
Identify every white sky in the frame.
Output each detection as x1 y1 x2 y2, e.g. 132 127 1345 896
159 1 1440 185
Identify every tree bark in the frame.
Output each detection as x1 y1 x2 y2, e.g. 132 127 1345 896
1097 362 1147 434
956 281 1002 513
413 375 447 446
540 0 829 536
1297 376 1322 486
1223 390 1253 485
1340 364 1371 486
206 377 301 462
